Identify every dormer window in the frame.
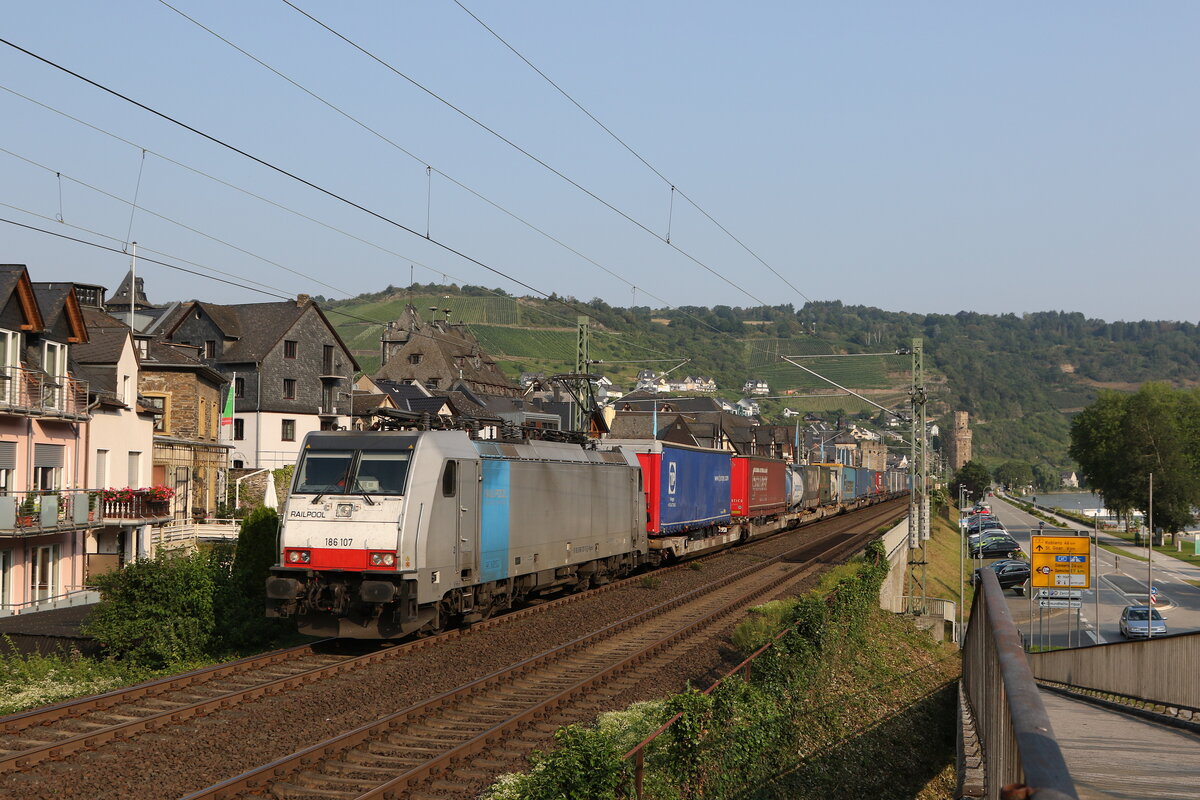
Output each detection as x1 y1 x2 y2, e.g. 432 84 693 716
408 353 422 365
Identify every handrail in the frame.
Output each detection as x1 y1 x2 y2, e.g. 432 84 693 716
962 569 1077 799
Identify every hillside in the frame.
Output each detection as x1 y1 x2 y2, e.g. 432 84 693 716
320 286 1200 474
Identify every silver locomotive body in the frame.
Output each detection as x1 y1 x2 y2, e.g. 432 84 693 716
267 430 647 639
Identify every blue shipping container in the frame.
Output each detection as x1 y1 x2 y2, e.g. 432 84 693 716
657 444 732 534
842 467 857 501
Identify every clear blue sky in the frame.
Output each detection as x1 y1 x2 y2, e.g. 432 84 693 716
2 2 1196 322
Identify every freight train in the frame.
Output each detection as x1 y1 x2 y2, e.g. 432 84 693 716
266 429 908 639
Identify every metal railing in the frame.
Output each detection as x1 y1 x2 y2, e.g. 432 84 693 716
0 586 99 616
0 490 98 532
961 569 1078 799
0 365 88 419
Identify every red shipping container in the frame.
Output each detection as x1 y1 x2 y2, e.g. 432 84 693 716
730 456 787 518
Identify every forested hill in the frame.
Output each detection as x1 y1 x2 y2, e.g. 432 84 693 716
320 286 1200 470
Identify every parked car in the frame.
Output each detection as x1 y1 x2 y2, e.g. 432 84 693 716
1118 606 1167 639
970 537 1022 559
971 559 1031 594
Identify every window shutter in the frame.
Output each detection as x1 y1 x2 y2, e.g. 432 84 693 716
34 443 65 468
0 441 15 471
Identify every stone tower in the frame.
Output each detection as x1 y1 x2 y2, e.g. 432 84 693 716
947 411 973 471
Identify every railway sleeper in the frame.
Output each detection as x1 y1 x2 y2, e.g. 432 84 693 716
270 780 358 800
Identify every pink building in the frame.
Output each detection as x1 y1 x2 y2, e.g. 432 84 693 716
0 267 94 612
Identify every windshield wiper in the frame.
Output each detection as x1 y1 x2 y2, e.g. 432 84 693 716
310 482 345 504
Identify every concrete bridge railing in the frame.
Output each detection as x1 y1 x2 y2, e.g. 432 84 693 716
1029 631 1200 710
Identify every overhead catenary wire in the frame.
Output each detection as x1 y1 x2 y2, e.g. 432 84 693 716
275 0 777 311
0 36 607 326
449 0 813 306
0 85 682 365
144 3 764 355
0 38 819 379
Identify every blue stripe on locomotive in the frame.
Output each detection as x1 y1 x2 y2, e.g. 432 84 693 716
658 445 731 534
480 460 510 582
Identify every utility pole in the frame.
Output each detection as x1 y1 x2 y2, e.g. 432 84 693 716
906 338 929 614
573 316 590 433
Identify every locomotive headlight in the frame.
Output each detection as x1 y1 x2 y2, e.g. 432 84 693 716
368 551 396 567
286 549 311 564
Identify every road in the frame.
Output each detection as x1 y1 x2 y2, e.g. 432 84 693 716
969 496 1200 647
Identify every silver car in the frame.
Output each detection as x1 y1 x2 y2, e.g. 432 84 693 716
1119 605 1167 639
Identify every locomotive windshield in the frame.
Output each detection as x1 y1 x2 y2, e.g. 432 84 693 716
293 449 412 495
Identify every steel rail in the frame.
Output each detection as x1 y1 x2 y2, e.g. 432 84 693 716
180 510 898 800
0 499 901 779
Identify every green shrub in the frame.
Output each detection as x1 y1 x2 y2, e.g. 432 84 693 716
82 550 218 669
213 507 290 652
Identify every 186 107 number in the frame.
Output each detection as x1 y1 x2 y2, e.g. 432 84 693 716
325 537 353 547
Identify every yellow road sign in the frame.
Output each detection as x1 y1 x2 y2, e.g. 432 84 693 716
1030 535 1091 588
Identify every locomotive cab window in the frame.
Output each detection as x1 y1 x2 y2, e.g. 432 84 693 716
294 451 354 493
354 452 411 495
441 461 457 497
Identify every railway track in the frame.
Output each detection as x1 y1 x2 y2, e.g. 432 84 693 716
182 502 901 800
0 499 904 799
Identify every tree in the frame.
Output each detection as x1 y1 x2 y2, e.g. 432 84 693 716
993 460 1033 490
1070 383 1200 532
951 461 991 500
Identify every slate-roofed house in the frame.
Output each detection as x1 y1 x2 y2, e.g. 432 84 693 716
377 304 519 398
160 294 359 469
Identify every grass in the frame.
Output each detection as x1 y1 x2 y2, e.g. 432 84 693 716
0 640 156 715
921 511 973 618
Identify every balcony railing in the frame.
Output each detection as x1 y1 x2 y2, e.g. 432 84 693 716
0 365 89 419
0 488 173 534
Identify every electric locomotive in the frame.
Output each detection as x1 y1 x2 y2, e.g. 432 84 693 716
266 430 647 639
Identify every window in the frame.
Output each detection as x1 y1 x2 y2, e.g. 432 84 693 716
323 344 335 374
233 459 244 469
407 353 422 365
43 341 67 409
426 378 439 389
142 394 168 432
95 449 108 488
441 461 457 497
0 441 14 495
0 329 17 403
321 383 334 414
283 379 297 399
284 340 298 359
281 419 296 442
204 340 216 359
0 549 10 608
233 419 245 441
33 444 64 490
127 451 141 487
30 544 59 602
135 339 148 357
234 377 245 398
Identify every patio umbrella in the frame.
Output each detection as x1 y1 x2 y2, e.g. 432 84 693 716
263 471 279 510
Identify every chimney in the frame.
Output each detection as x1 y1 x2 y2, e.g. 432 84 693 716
296 293 311 307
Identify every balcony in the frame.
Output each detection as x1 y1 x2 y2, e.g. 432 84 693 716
0 490 99 536
0 366 89 420
0 487 173 536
